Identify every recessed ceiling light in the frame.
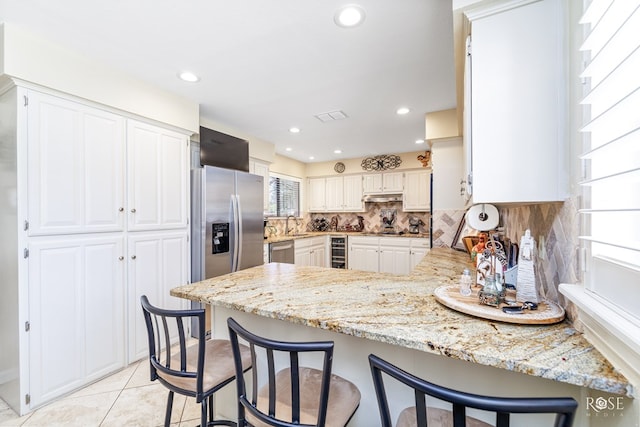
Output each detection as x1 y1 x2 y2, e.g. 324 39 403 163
396 107 410 115
289 127 300 133
285 147 292 152
415 139 425 144
178 71 200 82
334 149 342 154
334 5 366 28
309 156 315 160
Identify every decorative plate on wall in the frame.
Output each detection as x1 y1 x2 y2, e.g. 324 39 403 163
334 162 346 173
361 154 402 171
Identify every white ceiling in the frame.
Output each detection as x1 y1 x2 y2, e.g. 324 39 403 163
0 0 456 163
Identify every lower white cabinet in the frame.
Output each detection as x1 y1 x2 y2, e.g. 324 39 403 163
294 236 327 267
28 234 126 408
410 239 430 270
127 230 189 362
348 236 429 275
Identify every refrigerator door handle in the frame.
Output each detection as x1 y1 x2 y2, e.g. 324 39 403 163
231 194 240 272
235 194 244 271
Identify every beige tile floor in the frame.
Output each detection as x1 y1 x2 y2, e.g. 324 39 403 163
0 359 233 427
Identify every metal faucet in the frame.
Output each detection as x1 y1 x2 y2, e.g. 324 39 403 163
285 215 296 235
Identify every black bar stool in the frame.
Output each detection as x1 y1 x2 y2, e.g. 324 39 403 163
140 296 252 427
369 354 578 427
227 317 361 427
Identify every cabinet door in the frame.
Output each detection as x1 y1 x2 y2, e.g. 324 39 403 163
403 170 431 212
431 138 466 210
309 237 327 267
325 177 344 211
250 159 270 212
379 239 411 275
127 231 189 362
362 174 382 194
382 172 404 193
348 237 379 272
27 91 125 235
342 175 364 211
308 178 326 212
127 120 189 231
28 235 125 408
294 245 311 266
469 0 565 203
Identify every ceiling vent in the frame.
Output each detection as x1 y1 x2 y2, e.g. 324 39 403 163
315 110 348 123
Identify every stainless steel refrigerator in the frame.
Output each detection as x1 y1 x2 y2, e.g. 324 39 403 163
190 165 264 336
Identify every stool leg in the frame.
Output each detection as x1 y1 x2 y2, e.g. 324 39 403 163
165 391 174 427
201 397 208 427
209 395 214 422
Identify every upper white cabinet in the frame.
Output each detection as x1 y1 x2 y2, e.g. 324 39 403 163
403 170 431 212
431 137 465 210
249 159 270 212
127 120 189 231
465 0 566 203
27 92 125 235
362 172 404 194
307 175 363 213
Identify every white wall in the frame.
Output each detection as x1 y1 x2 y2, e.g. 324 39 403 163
0 23 199 133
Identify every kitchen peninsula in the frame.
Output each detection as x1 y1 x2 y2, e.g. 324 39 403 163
171 248 634 426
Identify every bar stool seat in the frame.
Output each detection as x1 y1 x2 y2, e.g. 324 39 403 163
396 406 491 427
249 367 361 427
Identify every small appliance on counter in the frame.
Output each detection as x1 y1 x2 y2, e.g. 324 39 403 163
408 217 424 234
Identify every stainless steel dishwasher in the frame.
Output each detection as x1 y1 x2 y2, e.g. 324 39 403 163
269 240 295 264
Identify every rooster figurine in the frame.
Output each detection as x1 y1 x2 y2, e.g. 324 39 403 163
417 151 431 168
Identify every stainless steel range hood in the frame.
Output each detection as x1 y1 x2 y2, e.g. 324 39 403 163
362 193 403 203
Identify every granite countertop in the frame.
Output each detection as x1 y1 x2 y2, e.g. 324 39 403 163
265 231 430 244
170 248 633 397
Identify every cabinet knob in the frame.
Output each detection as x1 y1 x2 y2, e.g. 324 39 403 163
131 208 136 213
118 256 124 261
119 207 124 212
131 255 136 260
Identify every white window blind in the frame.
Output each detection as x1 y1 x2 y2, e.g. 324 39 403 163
267 174 300 217
579 0 640 321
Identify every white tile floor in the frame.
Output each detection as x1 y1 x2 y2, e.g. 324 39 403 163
0 359 233 427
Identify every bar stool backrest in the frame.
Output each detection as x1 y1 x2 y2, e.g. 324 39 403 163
369 354 578 427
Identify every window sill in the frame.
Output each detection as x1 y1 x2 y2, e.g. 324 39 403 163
560 283 639 396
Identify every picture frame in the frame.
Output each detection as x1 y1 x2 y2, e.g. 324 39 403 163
451 211 478 252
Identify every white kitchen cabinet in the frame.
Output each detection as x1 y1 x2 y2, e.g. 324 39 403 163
325 177 344 211
27 234 126 408
294 236 327 267
0 85 192 415
379 238 412 275
307 175 363 213
465 0 566 203
362 172 404 194
127 230 189 362
403 170 431 212
342 175 364 211
249 159 270 212
348 237 380 273
410 239 430 270
348 236 427 275
431 137 465 210
127 119 189 231
26 91 125 236
308 177 327 212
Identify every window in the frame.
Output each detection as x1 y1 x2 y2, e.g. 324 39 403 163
560 0 640 387
267 173 300 217
578 0 640 321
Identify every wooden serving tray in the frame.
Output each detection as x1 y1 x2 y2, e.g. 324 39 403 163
433 285 565 325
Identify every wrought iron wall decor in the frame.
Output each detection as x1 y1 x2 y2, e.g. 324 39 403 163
361 154 402 171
